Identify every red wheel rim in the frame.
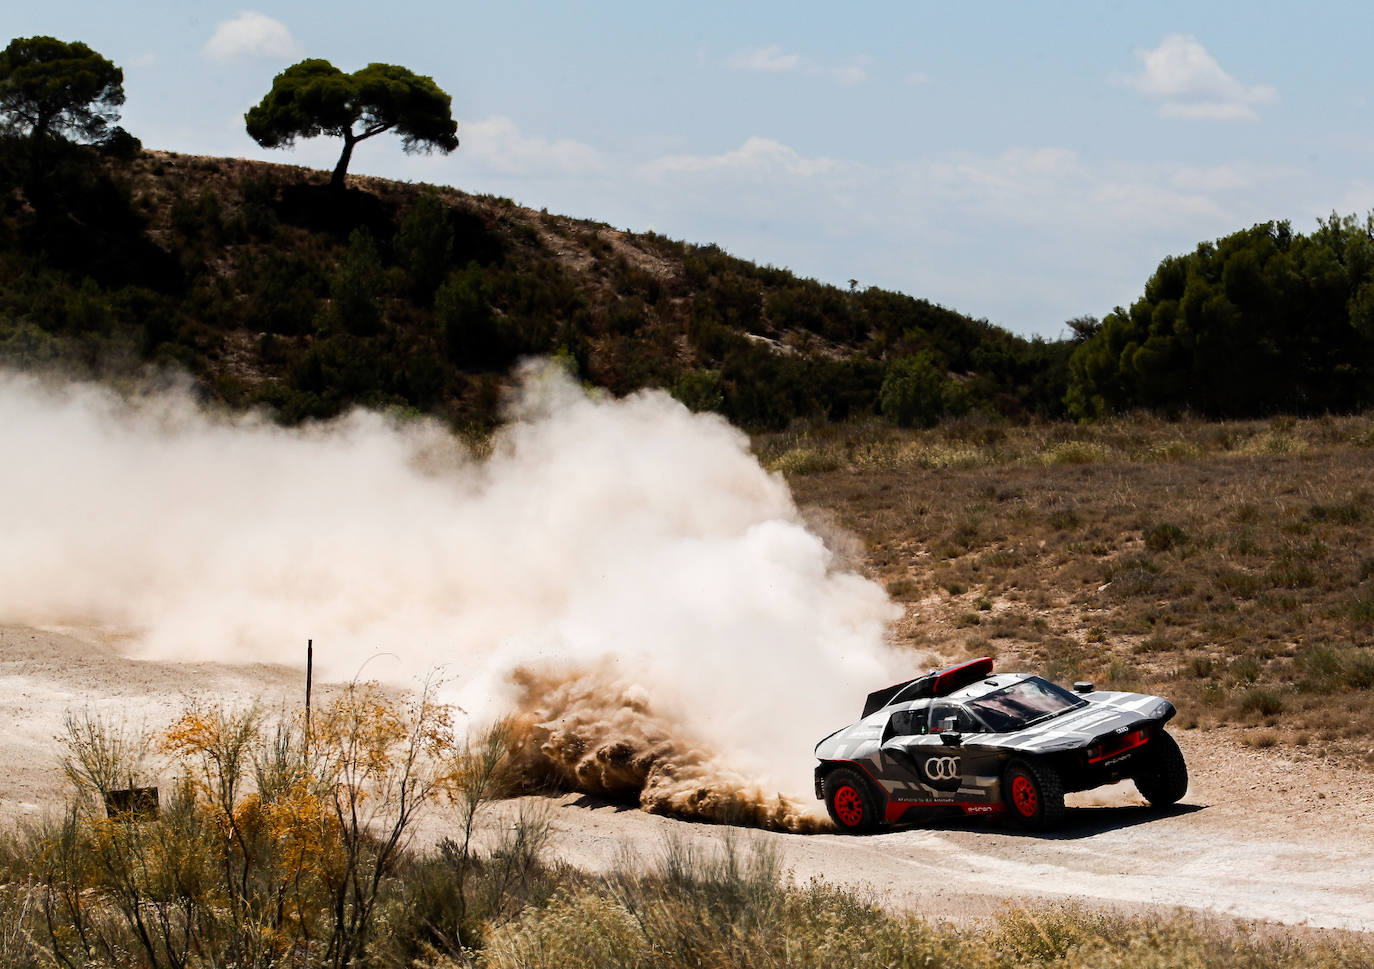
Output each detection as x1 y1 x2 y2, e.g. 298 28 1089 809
1011 775 1038 816
833 785 864 827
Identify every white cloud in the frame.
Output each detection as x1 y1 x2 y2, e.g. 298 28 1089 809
728 45 869 84
1124 34 1275 121
1169 164 1251 192
1089 179 1227 222
829 56 870 85
729 44 802 73
905 71 930 86
460 116 604 176
640 136 836 180
1002 146 1080 176
203 11 303 63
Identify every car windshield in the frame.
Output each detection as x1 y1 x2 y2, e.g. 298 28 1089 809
966 677 1087 732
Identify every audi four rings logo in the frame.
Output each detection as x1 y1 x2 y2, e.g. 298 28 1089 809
925 757 960 780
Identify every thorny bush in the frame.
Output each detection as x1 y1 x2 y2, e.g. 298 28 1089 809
27 682 543 968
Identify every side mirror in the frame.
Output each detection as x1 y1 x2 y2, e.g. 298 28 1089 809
1073 681 1094 694
940 731 963 747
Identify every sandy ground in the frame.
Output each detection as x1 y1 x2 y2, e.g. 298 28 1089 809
4 625 1373 932
0 624 306 818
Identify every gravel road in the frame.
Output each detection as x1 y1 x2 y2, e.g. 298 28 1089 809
4 625 1371 931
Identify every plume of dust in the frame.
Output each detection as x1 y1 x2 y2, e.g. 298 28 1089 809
0 362 905 827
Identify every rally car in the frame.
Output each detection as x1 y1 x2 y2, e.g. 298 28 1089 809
814 657 1188 831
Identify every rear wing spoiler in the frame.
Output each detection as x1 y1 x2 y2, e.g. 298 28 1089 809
861 656 994 718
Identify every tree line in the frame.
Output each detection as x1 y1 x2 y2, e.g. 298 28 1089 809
1067 215 1374 419
3 33 1373 429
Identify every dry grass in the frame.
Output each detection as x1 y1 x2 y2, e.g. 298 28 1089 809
3 692 563 968
477 834 1371 969
4 722 1370 967
763 413 1374 759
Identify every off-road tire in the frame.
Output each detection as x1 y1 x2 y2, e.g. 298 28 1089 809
1133 730 1189 806
1004 759 1065 831
823 767 881 834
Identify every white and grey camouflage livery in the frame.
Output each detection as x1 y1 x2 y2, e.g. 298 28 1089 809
814 658 1189 832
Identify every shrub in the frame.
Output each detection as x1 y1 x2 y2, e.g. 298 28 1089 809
770 447 842 475
1040 441 1109 465
244 250 324 335
1229 656 1262 684
99 125 142 160
672 368 725 413
327 228 387 336
1268 555 1316 589
1107 557 1161 597
1308 501 1363 524
1348 652 1374 690
879 352 952 429
1297 644 1346 684
1048 508 1080 530
27 684 529 967
394 190 455 302
437 262 508 370
1188 655 1215 678
1351 590 1374 622
1145 522 1188 552
1134 634 1176 653
1239 687 1286 717
1214 567 1262 597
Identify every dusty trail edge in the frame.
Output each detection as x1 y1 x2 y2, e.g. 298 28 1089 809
4 625 1372 932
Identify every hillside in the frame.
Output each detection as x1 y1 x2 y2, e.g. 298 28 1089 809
759 414 1374 763
0 143 1073 429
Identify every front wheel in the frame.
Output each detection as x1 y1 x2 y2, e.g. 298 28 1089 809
1133 731 1188 806
823 767 880 833
1004 759 1065 831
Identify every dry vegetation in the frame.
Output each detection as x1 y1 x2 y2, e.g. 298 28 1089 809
2 703 1369 968
481 850 1371 969
0 688 566 968
763 412 1374 761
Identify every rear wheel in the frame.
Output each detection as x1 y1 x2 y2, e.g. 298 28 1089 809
823 767 880 833
1003 759 1064 830
1133 731 1188 806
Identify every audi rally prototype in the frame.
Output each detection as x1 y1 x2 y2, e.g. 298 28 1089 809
814 657 1188 831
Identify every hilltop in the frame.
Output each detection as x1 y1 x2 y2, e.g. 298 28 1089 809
0 143 1072 429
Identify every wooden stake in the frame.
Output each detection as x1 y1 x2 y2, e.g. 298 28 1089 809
305 638 313 758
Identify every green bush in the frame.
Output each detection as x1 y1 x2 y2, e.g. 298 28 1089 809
1229 656 1263 684
438 262 509 371
879 351 954 429
1239 686 1286 717
1145 523 1188 552
671 368 724 413
394 190 455 303
1348 652 1374 689
1048 508 1080 530
326 227 387 336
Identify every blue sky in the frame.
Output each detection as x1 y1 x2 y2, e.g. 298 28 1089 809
12 3 1374 338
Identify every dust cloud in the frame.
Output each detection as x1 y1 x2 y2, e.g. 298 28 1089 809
0 363 903 822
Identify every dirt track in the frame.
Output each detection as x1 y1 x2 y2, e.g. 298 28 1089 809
4 625 1373 932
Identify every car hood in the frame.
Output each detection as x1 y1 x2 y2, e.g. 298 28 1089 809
972 690 1175 754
